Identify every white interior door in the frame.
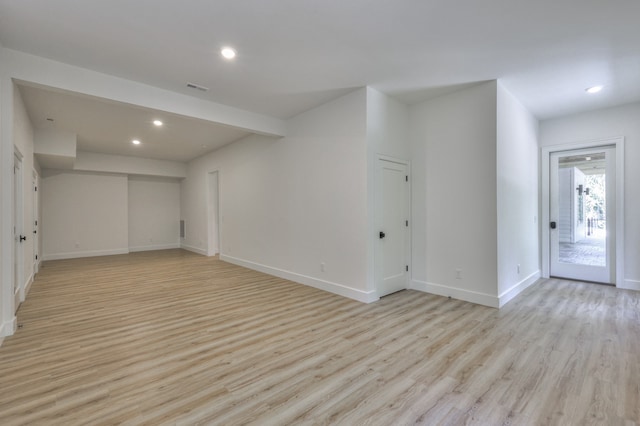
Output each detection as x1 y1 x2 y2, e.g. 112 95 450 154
375 158 410 297
550 147 615 284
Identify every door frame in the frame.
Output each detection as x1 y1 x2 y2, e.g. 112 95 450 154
32 170 40 275
207 170 221 257
541 137 625 287
13 148 24 311
374 154 411 297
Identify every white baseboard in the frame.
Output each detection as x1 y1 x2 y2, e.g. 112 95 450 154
619 279 640 291
411 272 542 309
180 244 208 256
221 254 378 304
498 270 541 308
129 243 181 253
24 273 34 299
0 316 17 342
0 317 17 348
410 280 499 308
43 248 129 261
25 278 33 298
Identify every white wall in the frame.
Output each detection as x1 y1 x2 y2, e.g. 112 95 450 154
128 176 180 252
366 88 410 160
540 102 640 289
42 171 129 260
410 82 500 306
0 72 9 342
496 83 540 304
181 89 373 301
41 171 181 260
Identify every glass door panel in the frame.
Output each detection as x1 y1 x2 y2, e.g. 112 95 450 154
549 147 615 284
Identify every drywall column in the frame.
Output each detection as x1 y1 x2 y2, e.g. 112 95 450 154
409 81 499 307
0 76 16 338
496 83 540 305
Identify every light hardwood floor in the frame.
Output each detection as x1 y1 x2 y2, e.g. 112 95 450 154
1 249 638 425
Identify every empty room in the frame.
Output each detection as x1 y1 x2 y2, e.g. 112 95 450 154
1 1 639 424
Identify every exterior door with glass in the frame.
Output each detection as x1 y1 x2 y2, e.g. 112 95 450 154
549 147 615 283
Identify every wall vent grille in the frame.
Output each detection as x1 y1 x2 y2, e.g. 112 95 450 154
186 82 209 92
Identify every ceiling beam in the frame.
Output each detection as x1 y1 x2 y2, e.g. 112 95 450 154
0 48 287 138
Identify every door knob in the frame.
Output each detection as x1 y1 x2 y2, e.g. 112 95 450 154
20 235 27 242
379 231 386 239
550 221 557 229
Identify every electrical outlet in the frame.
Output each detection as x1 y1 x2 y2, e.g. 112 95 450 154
455 268 462 279
320 262 326 272
517 264 521 274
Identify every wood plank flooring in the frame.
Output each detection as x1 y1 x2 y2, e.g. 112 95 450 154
0 249 638 425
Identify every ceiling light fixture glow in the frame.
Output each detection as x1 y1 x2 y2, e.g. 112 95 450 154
221 47 237 60
586 85 603 94
153 120 163 126
132 139 141 145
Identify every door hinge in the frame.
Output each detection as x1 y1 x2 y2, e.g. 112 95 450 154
34 186 37 192
405 175 408 182
35 255 38 260
406 220 409 227
406 265 409 272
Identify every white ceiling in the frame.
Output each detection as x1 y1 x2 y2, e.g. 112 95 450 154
18 83 250 162
2 0 639 162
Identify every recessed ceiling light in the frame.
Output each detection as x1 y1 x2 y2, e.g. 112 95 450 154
586 156 591 161
586 85 603 94
132 139 141 145
153 120 163 126
221 47 237 60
